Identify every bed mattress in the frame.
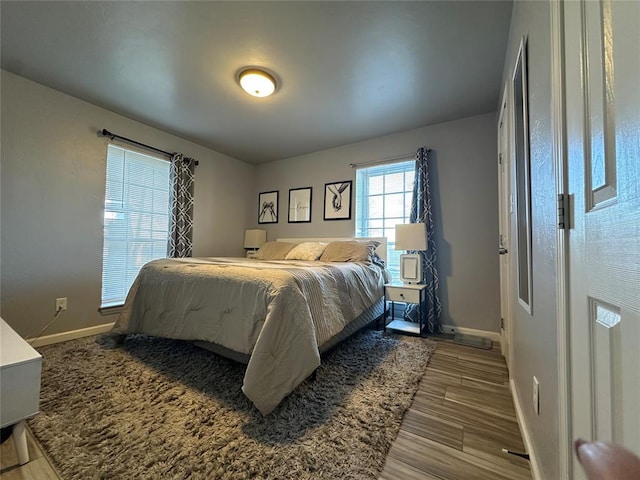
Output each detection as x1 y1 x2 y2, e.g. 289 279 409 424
112 257 389 414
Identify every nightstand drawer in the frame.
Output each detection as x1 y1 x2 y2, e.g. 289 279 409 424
386 286 421 304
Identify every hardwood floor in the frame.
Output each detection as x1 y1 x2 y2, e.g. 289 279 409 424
380 336 532 480
1 336 530 480
0 429 59 479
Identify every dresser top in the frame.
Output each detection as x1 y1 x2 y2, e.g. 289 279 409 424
1 318 42 367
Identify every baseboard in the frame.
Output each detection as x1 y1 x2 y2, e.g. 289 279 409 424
440 324 501 343
510 378 543 480
27 322 115 347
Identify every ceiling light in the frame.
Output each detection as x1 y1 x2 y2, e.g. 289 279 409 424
238 68 276 97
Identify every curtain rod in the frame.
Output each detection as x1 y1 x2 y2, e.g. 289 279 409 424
99 129 199 165
349 150 430 169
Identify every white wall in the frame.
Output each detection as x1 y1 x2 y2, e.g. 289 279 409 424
255 113 501 333
0 70 255 338
501 2 559 478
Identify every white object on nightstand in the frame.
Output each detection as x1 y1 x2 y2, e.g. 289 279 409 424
0 318 42 465
384 283 427 336
394 223 427 284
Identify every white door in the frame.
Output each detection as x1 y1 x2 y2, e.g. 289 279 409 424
497 95 512 369
564 0 640 477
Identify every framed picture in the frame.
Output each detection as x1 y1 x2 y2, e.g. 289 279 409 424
324 181 352 220
258 190 279 224
288 187 312 223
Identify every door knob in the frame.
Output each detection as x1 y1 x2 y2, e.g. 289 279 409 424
499 247 508 255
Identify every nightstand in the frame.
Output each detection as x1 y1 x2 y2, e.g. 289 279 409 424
384 283 427 336
1 318 42 465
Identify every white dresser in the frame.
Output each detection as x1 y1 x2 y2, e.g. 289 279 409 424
0 317 42 465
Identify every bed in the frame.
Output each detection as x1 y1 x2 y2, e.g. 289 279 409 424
111 237 390 415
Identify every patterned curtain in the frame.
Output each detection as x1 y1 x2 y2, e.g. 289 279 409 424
404 147 442 334
168 153 195 258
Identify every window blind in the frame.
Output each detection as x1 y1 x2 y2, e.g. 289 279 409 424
101 144 171 307
355 159 415 280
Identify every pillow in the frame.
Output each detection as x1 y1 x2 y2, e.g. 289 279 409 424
284 242 328 261
319 240 381 263
254 241 296 260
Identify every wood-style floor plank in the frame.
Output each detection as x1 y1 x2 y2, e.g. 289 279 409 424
461 376 510 393
0 458 59 480
411 392 522 440
400 409 464 451
421 368 463 388
0 432 44 468
463 427 529 469
0 429 59 480
457 357 509 379
385 430 530 480
444 384 517 421
379 459 446 480
380 337 531 480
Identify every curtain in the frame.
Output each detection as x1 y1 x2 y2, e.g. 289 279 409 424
168 153 195 258
404 147 442 333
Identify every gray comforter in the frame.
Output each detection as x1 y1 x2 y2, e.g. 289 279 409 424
112 257 388 414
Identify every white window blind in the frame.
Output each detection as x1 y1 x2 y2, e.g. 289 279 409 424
355 160 415 280
101 144 171 308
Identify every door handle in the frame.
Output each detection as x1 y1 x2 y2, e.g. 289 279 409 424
499 247 508 255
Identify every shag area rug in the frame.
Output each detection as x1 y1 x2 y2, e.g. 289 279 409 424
29 329 435 479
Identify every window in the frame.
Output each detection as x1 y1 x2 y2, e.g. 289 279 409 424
355 160 415 280
101 144 171 308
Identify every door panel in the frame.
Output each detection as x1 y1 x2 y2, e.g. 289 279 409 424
565 0 640 477
498 96 512 367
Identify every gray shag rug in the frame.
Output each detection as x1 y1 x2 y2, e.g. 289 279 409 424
29 329 435 479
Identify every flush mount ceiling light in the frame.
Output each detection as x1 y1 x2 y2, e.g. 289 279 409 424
238 68 276 98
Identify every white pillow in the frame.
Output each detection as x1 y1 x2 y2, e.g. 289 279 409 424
255 241 296 260
319 240 381 263
284 242 328 261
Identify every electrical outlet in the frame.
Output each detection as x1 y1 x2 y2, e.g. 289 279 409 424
533 376 540 415
56 297 67 312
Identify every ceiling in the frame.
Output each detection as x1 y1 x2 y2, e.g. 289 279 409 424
1 1 513 164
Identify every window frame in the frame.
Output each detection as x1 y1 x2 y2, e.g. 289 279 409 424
100 143 172 309
355 159 416 281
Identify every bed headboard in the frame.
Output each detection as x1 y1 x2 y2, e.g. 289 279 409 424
276 237 388 263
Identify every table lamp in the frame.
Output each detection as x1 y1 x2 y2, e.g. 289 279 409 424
243 229 267 254
394 223 427 284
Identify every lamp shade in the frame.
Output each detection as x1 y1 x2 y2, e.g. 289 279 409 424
394 223 427 251
244 229 267 249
